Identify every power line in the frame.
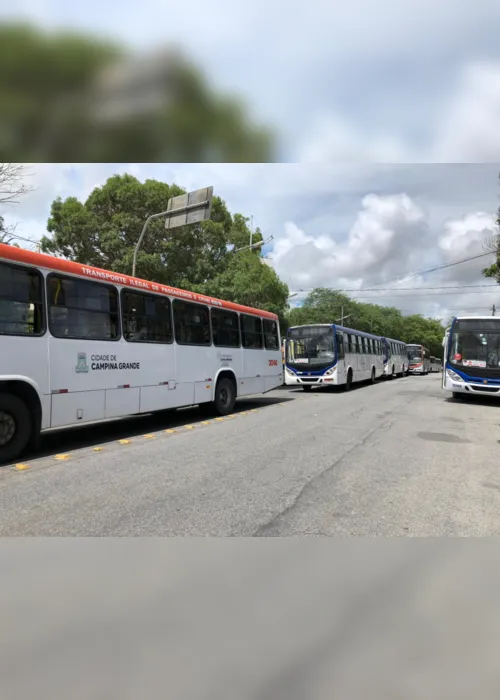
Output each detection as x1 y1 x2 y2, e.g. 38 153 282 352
352 290 499 298
370 250 497 287
290 283 498 295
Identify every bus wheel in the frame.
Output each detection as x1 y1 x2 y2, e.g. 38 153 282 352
343 370 353 391
214 378 236 416
452 392 463 400
370 368 376 384
302 385 312 392
0 393 32 464
390 366 395 379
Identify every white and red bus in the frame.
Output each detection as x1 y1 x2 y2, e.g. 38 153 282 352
407 344 431 374
0 243 282 462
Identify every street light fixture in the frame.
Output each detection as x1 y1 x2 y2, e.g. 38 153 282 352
132 186 213 277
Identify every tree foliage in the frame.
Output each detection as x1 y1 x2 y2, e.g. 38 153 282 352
287 288 446 357
41 174 288 318
0 24 275 162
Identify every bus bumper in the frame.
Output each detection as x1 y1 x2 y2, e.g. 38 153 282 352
284 368 336 387
443 372 500 398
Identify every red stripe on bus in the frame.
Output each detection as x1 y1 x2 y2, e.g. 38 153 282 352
0 243 278 320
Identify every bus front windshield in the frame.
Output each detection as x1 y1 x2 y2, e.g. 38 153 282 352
407 347 422 362
449 330 500 370
286 329 335 370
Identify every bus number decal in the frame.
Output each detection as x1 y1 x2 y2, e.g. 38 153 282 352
269 359 278 366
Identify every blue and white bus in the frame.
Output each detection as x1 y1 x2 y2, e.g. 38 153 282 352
381 337 408 378
443 316 500 399
284 323 385 391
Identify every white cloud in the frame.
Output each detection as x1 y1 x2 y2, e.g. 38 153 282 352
272 194 429 290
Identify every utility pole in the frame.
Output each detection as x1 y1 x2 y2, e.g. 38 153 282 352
337 306 352 325
492 304 496 316
249 214 254 248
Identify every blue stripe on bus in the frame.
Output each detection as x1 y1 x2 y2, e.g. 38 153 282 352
445 363 500 385
285 361 338 376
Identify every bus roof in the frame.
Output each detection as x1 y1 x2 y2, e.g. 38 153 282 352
0 243 278 321
452 315 500 321
381 336 407 344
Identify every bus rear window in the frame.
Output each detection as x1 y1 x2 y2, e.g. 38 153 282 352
0 261 44 336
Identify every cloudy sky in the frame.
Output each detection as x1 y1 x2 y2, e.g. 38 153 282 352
1 0 500 161
1 162 499 323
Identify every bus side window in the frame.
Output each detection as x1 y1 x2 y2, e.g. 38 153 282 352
240 314 263 349
173 300 211 346
122 290 172 343
47 274 119 340
212 308 240 348
343 332 349 354
263 319 279 350
0 261 45 336
337 332 345 359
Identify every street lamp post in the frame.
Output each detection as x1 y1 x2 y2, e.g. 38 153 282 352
131 186 213 278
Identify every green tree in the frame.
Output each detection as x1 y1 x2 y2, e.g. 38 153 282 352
287 287 446 357
0 24 275 162
41 174 235 288
200 251 289 321
41 174 290 320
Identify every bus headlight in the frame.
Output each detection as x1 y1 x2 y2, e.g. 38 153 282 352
446 368 462 382
285 367 295 376
324 366 336 376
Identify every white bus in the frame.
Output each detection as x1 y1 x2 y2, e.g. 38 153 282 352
285 323 385 391
407 344 431 374
429 356 442 373
381 337 408 378
442 316 500 399
0 243 283 463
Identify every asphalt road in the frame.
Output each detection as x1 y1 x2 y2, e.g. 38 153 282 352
1 373 499 536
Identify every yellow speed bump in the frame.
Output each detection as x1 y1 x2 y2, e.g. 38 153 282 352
165 429 176 434
93 447 104 452
119 439 131 445
55 454 69 460
143 434 156 439
15 463 30 471
201 421 211 426
184 425 195 430
215 417 224 422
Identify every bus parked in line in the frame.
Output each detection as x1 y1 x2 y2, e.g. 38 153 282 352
381 337 408 378
407 344 431 374
429 356 442 373
442 316 500 400
0 244 283 463
285 323 387 391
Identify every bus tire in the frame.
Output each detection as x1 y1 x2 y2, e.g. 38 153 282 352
343 370 353 391
390 365 395 379
0 393 32 464
370 368 376 384
214 377 236 416
302 385 312 392
452 392 463 400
